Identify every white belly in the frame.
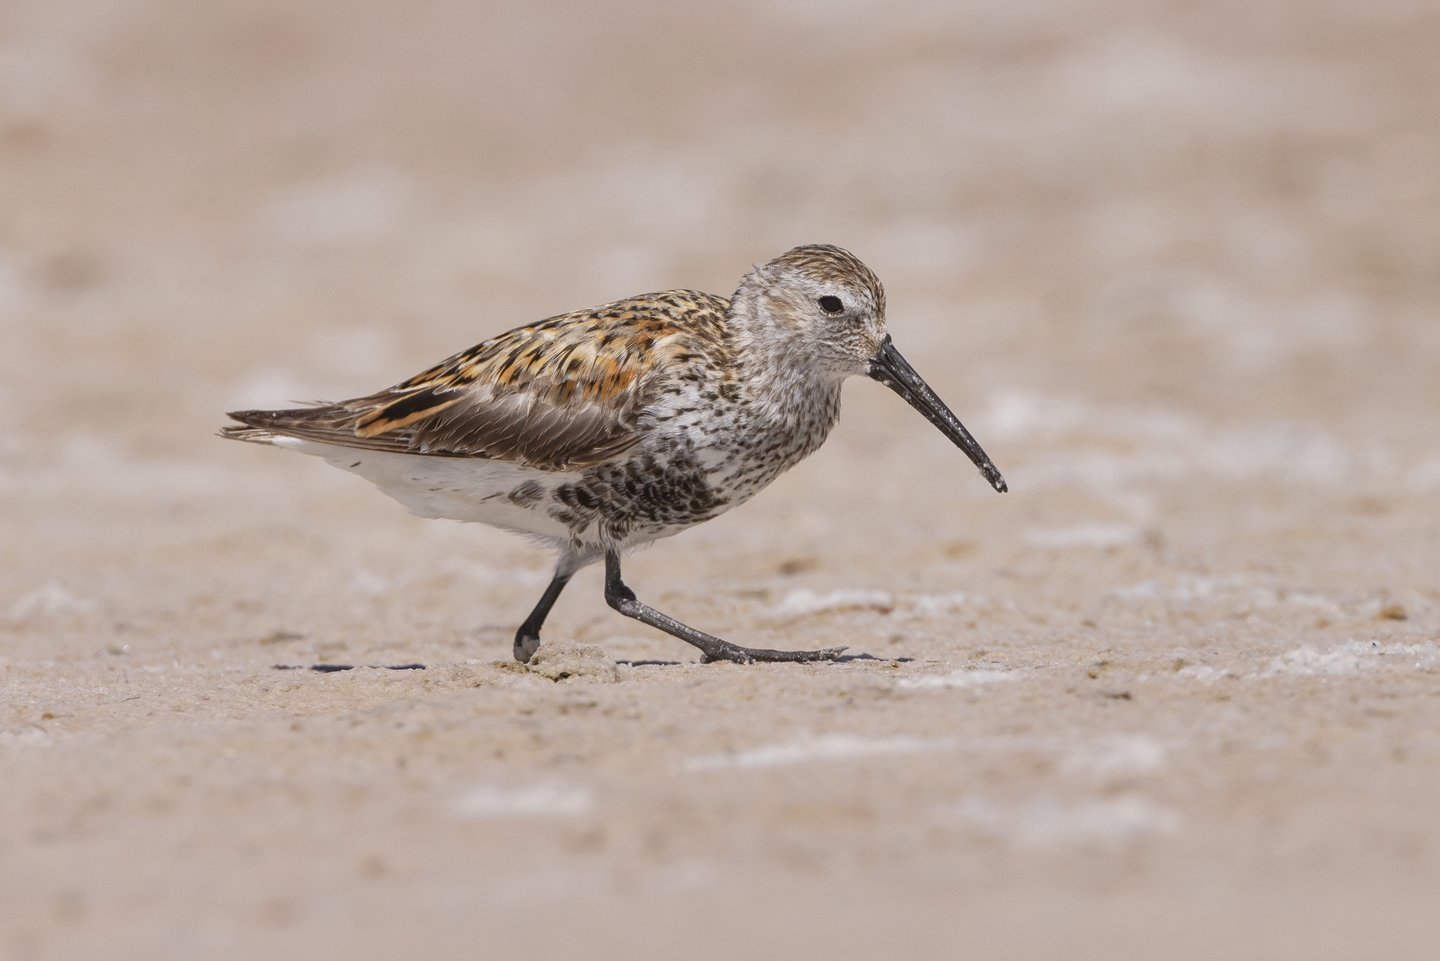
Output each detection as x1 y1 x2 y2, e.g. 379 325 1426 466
276 438 578 543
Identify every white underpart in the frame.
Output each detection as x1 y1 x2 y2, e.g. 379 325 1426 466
274 437 580 543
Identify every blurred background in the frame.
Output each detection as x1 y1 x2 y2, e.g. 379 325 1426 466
6 0 1437 597
5 0 1437 452
3 0 1439 958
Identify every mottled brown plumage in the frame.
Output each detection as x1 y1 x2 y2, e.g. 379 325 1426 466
222 244 1006 665
226 290 733 470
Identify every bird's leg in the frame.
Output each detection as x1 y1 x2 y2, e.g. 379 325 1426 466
602 551 845 664
513 564 578 663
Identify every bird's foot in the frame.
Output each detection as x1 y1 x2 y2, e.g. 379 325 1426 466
700 642 848 665
514 636 539 663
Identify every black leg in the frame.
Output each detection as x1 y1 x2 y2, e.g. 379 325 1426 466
513 570 575 663
602 551 845 664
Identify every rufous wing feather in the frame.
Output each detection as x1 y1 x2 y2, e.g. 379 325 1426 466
223 291 731 471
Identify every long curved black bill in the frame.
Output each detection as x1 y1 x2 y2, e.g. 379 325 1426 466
868 336 1007 493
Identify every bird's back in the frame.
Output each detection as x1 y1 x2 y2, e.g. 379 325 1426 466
222 289 735 472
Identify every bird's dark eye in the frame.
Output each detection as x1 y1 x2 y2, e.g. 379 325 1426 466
818 295 844 314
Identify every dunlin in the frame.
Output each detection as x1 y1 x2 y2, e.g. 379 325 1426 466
223 244 1006 664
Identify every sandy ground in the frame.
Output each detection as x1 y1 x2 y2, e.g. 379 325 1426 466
3 1 1440 958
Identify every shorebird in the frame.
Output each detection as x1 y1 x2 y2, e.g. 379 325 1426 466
222 244 1006 664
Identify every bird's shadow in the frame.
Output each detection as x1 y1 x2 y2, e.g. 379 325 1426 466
272 663 427 672
271 653 908 672
836 652 912 664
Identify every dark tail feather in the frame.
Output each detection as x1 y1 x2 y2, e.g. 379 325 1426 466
218 405 411 452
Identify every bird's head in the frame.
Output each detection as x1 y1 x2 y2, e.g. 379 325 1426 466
732 243 1007 494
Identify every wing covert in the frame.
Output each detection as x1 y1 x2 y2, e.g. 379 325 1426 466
224 291 732 471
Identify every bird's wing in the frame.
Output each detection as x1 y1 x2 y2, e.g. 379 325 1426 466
222 291 731 471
